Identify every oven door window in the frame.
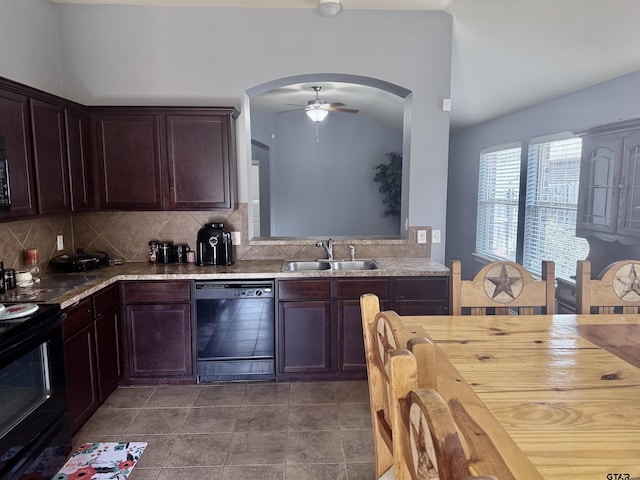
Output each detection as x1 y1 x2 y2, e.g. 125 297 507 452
0 343 51 438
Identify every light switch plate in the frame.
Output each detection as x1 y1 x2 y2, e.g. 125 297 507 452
417 230 427 244
56 235 64 251
432 230 441 244
231 231 241 245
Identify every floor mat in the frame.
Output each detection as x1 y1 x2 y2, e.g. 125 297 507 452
53 442 146 480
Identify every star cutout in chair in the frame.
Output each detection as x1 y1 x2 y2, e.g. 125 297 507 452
485 265 522 301
614 263 640 301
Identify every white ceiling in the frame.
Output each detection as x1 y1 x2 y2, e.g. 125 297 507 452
52 0 640 130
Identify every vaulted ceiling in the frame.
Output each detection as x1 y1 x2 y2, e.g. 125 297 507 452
52 0 640 130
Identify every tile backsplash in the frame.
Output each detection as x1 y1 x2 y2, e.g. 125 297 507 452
0 213 73 272
0 204 431 271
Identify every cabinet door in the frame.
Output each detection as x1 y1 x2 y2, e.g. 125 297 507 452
64 324 98 434
96 113 165 209
125 303 193 378
393 277 449 315
65 107 90 211
166 113 235 209
576 135 623 235
95 309 120 400
31 99 69 214
278 301 331 374
618 132 640 236
338 299 385 375
62 299 97 433
0 89 37 218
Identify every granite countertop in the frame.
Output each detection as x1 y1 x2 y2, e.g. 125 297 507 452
1 257 448 310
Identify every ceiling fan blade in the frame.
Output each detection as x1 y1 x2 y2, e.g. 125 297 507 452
329 107 359 113
278 108 305 113
285 103 307 107
327 102 345 107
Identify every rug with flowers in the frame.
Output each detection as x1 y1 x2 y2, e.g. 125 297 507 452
52 442 147 480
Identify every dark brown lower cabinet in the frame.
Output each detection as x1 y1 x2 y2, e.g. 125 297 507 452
62 284 120 434
278 301 332 374
393 276 450 315
63 299 98 434
121 281 194 384
93 286 121 398
277 276 446 381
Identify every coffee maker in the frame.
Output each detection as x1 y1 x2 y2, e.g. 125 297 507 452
196 223 233 266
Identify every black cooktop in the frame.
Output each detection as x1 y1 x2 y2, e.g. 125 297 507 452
0 303 62 358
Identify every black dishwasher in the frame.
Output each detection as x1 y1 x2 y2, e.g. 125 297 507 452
195 281 275 382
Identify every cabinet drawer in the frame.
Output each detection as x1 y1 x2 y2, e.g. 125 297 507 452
123 281 191 303
93 284 118 317
336 279 389 300
62 298 93 340
394 277 449 301
278 280 331 300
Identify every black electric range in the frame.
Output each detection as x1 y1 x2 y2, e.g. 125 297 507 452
0 303 62 358
0 302 71 480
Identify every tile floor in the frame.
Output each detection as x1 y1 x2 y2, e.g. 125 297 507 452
72 381 376 480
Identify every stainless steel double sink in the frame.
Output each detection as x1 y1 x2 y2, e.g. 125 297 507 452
282 259 381 272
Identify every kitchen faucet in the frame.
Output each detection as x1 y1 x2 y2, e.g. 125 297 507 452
316 238 334 260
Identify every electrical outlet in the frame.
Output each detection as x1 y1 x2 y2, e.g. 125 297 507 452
56 235 64 251
432 229 441 244
231 231 241 245
417 230 427 244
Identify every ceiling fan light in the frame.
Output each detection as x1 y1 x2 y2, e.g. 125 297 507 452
306 108 329 122
318 0 341 17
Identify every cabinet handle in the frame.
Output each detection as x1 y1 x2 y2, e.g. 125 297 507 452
619 177 625 198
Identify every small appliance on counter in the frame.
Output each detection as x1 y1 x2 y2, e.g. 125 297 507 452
148 241 192 264
196 223 233 266
50 249 110 272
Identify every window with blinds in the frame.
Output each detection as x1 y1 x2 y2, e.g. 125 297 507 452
476 145 522 261
523 137 589 279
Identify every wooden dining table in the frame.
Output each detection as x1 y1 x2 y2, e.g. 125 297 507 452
399 313 640 480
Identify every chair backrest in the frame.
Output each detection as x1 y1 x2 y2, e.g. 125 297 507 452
360 294 437 479
450 260 555 315
401 388 498 480
576 260 640 314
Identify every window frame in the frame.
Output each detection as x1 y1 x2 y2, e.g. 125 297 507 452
475 133 588 280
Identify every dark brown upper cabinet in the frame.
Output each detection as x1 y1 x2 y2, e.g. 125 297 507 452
65 107 91 211
0 88 37 219
166 111 236 210
94 107 238 211
30 99 70 214
95 112 165 210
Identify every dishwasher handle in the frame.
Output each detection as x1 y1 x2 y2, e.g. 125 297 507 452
195 282 274 299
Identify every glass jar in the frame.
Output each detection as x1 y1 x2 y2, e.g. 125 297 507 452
23 248 40 284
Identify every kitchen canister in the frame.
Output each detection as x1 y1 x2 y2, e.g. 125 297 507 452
157 241 173 264
4 268 16 290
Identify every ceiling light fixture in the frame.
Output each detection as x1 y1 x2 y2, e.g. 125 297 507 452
318 0 341 17
306 108 329 122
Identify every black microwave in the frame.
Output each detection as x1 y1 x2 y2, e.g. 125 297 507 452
0 136 11 211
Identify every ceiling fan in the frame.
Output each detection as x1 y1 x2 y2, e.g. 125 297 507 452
285 86 359 122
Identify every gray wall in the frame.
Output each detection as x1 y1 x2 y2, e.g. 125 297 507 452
0 0 62 95
268 111 402 237
447 69 640 278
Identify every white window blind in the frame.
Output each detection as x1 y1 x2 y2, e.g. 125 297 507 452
524 137 589 279
476 145 522 261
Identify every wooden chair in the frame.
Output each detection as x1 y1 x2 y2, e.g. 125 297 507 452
400 388 497 480
450 260 555 315
576 259 640 314
360 294 437 480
